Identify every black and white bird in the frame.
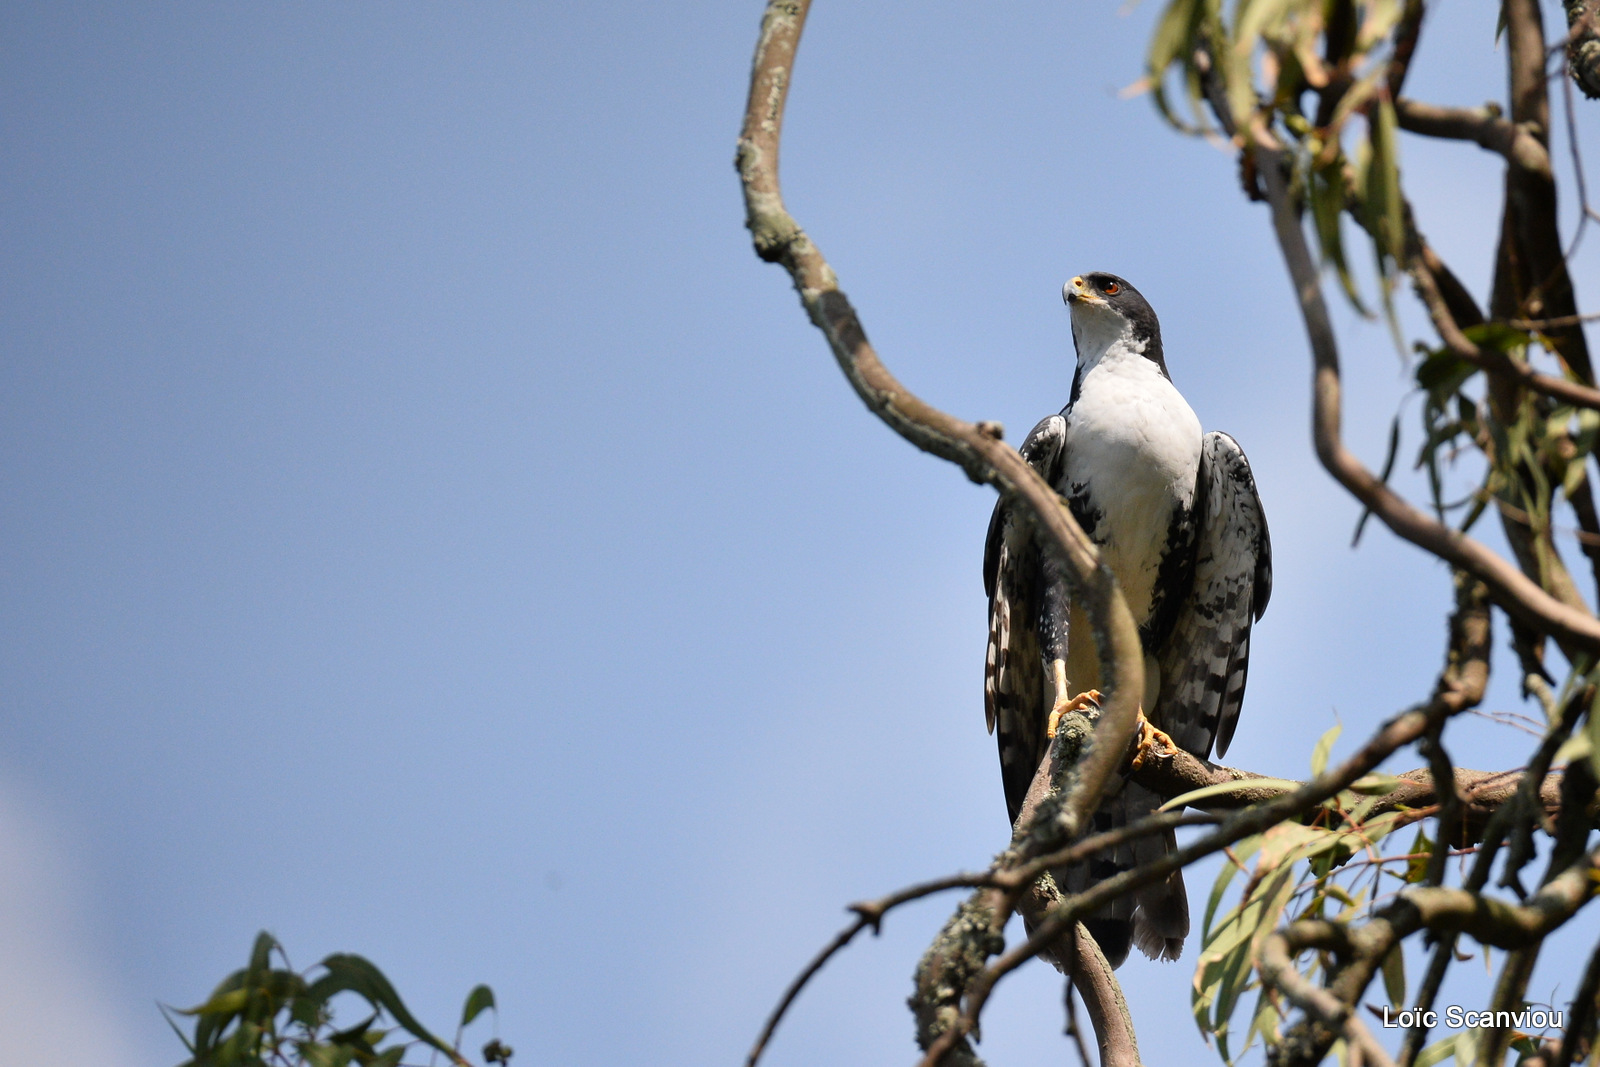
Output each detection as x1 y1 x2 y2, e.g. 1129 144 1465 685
983 271 1271 968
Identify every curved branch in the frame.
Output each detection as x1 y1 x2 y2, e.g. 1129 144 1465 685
1062 923 1140 1067
1258 921 1399 1067
1246 124 1600 652
735 0 1143 846
1394 97 1550 177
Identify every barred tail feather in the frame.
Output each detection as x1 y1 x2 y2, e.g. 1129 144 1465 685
1053 783 1188 968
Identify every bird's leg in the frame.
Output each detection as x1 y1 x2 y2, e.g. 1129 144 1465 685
1128 710 1177 771
1045 659 1102 738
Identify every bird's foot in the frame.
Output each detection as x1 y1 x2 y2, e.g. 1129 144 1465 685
1046 689 1102 738
1129 712 1177 771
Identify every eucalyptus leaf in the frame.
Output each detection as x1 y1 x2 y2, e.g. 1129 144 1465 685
1380 944 1406 1007
305 954 458 1059
461 983 496 1028
1158 777 1301 811
1413 1035 1457 1067
1311 722 1341 776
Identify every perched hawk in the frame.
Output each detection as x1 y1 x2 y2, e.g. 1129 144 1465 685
982 272 1271 968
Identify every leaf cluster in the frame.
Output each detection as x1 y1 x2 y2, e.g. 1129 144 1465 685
1416 325 1600 546
1193 726 1421 1063
163 932 508 1067
1148 0 1410 312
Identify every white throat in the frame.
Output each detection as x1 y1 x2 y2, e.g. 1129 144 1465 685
1070 306 1151 375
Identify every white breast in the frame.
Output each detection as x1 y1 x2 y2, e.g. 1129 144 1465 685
1062 341 1201 625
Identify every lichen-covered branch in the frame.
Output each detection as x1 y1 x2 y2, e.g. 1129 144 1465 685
912 710 1141 1067
1564 0 1600 100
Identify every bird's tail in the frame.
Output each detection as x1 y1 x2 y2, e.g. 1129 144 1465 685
1053 780 1188 968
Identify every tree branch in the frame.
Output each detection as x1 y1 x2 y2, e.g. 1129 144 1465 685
1385 0 1427 101
736 0 1144 849
1495 0 1594 383
911 712 1143 1067
1258 921 1399 1067
1566 0 1600 100
1394 97 1551 177
1245 122 1600 651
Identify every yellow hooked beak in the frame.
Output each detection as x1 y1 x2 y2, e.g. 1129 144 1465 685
1063 275 1106 307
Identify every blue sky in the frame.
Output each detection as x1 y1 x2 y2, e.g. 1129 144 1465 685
3 2 1597 1065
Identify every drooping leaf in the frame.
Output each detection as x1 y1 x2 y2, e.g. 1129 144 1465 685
1380 944 1406 1008
1404 824 1434 885
306 954 459 1061
1364 97 1404 266
1311 722 1342 776
1412 1034 1457 1067
1147 0 1206 128
1354 415 1401 545
1204 835 1263 938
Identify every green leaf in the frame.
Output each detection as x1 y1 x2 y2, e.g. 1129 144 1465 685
302 1044 357 1067
1413 1034 1457 1067
305 954 459 1061
188 988 250 1019
1364 97 1404 265
1323 882 1359 908
1563 449 1591 501
1347 773 1403 795
1327 63 1386 135
1233 0 1297 60
461 984 496 1028
327 1011 380 1050
1415 349 1476 398
1380 944 1406 1008
1354 416 1401 546
1203 835 1262 937
1404 824 1434 884
1309 160 1370 315
1158 777 1300 811
1311 722 1342 776
1147 0 1204 127
1256 822 1326 871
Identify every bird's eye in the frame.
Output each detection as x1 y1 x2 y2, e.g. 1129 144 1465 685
1103 281 1120 295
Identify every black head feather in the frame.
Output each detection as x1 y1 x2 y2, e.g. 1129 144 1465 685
1081 272 1163 362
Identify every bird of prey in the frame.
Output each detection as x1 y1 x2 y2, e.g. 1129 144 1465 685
982 272 1271 968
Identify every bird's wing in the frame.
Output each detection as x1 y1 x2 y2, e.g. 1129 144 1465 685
1154 431 1271 760
984 414 1068 822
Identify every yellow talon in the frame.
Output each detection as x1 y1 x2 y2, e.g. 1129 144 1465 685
1046 689 1103 738
1130 712 1177 771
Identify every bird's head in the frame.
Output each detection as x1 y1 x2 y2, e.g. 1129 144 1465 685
1062 271 1164 371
